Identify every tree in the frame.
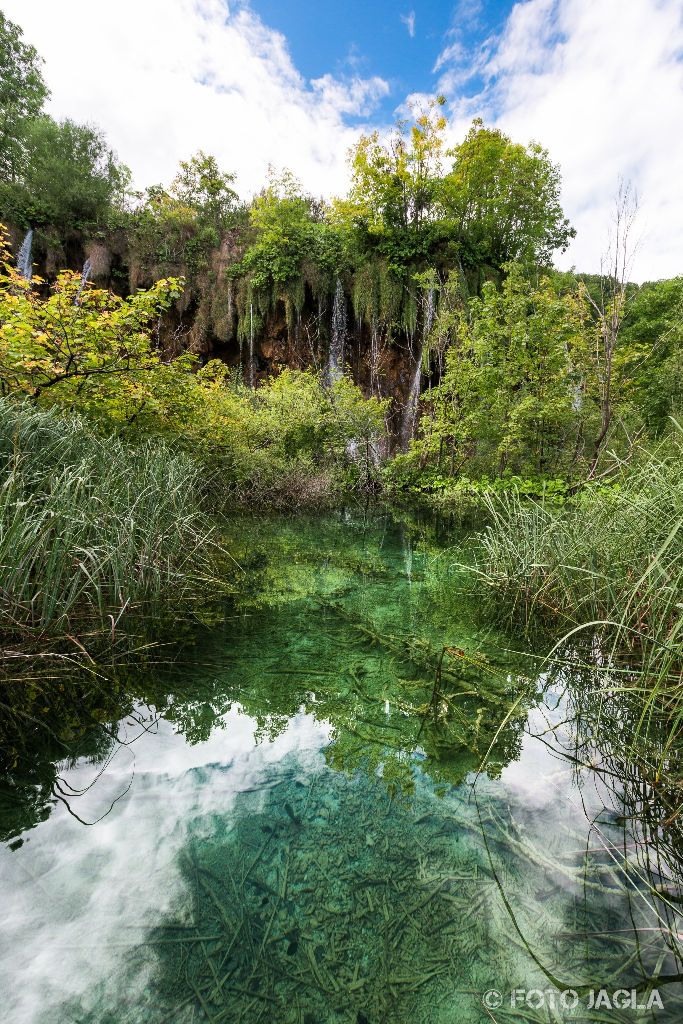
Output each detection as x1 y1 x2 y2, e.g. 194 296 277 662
332 97 448 273
242 169 338 288
332 105 574 292
12 116 130 233
170 151 239 234
409 264 592 478
0 227 387 495
443 120 575 270
0 13 48 181
578 182 638 475
339 96 447 236
0 228 183 405
132 153 241 277
622 276 683 435
0 17 129 237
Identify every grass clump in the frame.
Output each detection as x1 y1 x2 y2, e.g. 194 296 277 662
470 428 683 642
0 399 226 666
454 427 683 761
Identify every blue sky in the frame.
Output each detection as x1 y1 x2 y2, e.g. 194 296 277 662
4 0 683 278
250 0 512 122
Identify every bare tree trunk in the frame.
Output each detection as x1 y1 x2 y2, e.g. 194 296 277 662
585 181 638 478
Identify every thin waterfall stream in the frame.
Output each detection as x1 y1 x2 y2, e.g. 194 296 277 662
328 277 346 383
248 302 255 386
16 229 33 281
401 286 435 449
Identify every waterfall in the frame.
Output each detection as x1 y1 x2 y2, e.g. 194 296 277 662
248 302 255 387
563 336 583 411
226 279 233 327
401 287 435 450
370 318 379 394
424 285 435 338
328 278 346 383
401 526 413 582
401 342 423 450
75 258 92 305
16 229 33 282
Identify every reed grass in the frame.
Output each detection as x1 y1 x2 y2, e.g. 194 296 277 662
470 428 682 640
0 399 226 664
461 424 683 762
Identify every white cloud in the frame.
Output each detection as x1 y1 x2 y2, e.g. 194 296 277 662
435 0 683 280
0 707 329 1023
401 10 416 38
311 73 390 116
450 0 484 34
433 41 467 74
2 0 388 199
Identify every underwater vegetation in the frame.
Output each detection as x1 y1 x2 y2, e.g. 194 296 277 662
1 513 682 1023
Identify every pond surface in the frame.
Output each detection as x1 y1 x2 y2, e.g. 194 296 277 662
1 511 682 1023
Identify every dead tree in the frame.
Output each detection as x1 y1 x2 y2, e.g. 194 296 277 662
583 181 639 478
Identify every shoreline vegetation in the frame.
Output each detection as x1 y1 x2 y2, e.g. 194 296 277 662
430 428 683 765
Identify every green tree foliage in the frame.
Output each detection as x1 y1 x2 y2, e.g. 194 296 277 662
331 97 451 305
132 152 242 276
228 170 343 339
335 97 447 250
245 170 337 286
442 120 575 270
332 107 573 280
170 151 239 233
0 229 184 403
3 116 130 233
2 18 677 501
396 265 596 482
621 276 683 434
0 14 128 237
0 12 48 180
0 229 386 500
313 105 577 346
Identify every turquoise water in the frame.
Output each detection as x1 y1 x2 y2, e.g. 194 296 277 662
0 511 681 1022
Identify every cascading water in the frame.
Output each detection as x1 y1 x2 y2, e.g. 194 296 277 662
400 525 413 582
401 287 435 450
424 285 435 339
370 318 380 395
226 279 234 326
328 278 346 383
400 336 422 450
75 258 92 305
248 303 255 387
16 229 33 281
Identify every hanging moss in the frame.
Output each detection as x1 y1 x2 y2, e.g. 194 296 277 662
234 276 262 349
352 261 380 327
188 289 212 354
378 261 403 337
302 258 335 306
401 285 418 339
281 276 306 337
350 258 413 345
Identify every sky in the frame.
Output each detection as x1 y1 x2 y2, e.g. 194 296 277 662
4 0 683 280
